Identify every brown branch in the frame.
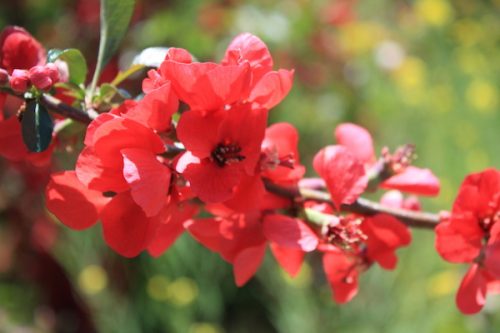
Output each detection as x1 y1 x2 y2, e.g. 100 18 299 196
1 87 95 124
40 94 95 124
264 181 440 229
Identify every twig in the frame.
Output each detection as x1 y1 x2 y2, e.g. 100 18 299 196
264 181 440 229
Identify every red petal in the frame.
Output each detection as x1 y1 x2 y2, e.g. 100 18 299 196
223 175 265 213
148 200 198 257
322 251 359 304
335 123 375 164
100 191 160 258
380 166 440 196
222 33 273 82
249 69 294 109
177 110 222 158
435 219 482 263
362 214 411 270
270 243 304 277
46 171 109 230
233 243 267 286
182 159 242 203
484 241 500 279
121 148 170 217
123 82 178 132
313 145 367 209
76 147 129 192
456 264 487 315
263 214 318 252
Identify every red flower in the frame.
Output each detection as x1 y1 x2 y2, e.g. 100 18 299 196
313 145 367 209
435 168 500 314
158 34 293 113
335 123 440 196
221 33 294 110
176 106 267 203
0 26 46 73
320 213 411 303
76 114 170 217
187 212 318 285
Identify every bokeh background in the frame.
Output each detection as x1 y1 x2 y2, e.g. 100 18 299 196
0 0 499 332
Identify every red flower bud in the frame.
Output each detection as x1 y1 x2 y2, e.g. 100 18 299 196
29 65 53 90
45 63 60 83
9 69 29 93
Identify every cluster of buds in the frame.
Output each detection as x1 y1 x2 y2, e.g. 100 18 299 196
5 64 60 93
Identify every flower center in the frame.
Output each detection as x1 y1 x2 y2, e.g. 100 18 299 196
211 142 245 167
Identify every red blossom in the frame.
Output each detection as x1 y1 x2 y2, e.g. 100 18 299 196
0 26 46 73
313 145 367 209
334 122 440 196
435 168 500 314
176 106 267 203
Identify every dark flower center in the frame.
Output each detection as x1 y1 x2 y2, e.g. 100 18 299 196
211 142 245 167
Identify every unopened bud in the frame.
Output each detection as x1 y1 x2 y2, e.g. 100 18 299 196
45 63 60 83
29 65 53 90
10 69 30 93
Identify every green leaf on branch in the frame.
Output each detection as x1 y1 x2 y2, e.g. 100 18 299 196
90 0 135 94
21 100 54 153
48 48 88 85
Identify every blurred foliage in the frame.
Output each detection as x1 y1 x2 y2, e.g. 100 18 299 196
0 0 499 332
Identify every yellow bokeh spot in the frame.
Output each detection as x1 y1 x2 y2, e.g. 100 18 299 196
168 277 199 306
466 150 490 172
189 323 224 333
338 22 384 55
280 261 312 288
453 19 484 47
78 265 108 295
466 80 498 113
393 57 427 90
147 275 170 301
426 270 460 298
415 0 453 27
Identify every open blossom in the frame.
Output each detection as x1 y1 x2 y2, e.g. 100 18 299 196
157 33 293 113
320 213 411 303
176 105 268 203
187 212 318 286
435 168 500 314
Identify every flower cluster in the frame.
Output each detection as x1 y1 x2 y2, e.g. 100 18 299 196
1 24 499 315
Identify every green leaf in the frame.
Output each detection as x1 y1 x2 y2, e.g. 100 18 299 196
90 0 135 94
48 48 88 85
110 64 145 86
21 100 54 153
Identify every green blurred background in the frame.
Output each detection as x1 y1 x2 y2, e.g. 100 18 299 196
0 0 499 332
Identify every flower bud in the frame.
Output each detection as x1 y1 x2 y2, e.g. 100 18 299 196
45 63 60 83
9 69 29 93
29 65 53 90
0 68 8 85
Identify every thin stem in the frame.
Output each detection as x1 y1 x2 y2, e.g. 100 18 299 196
264 181 440 229
1 87 95 124
40 94 95 124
